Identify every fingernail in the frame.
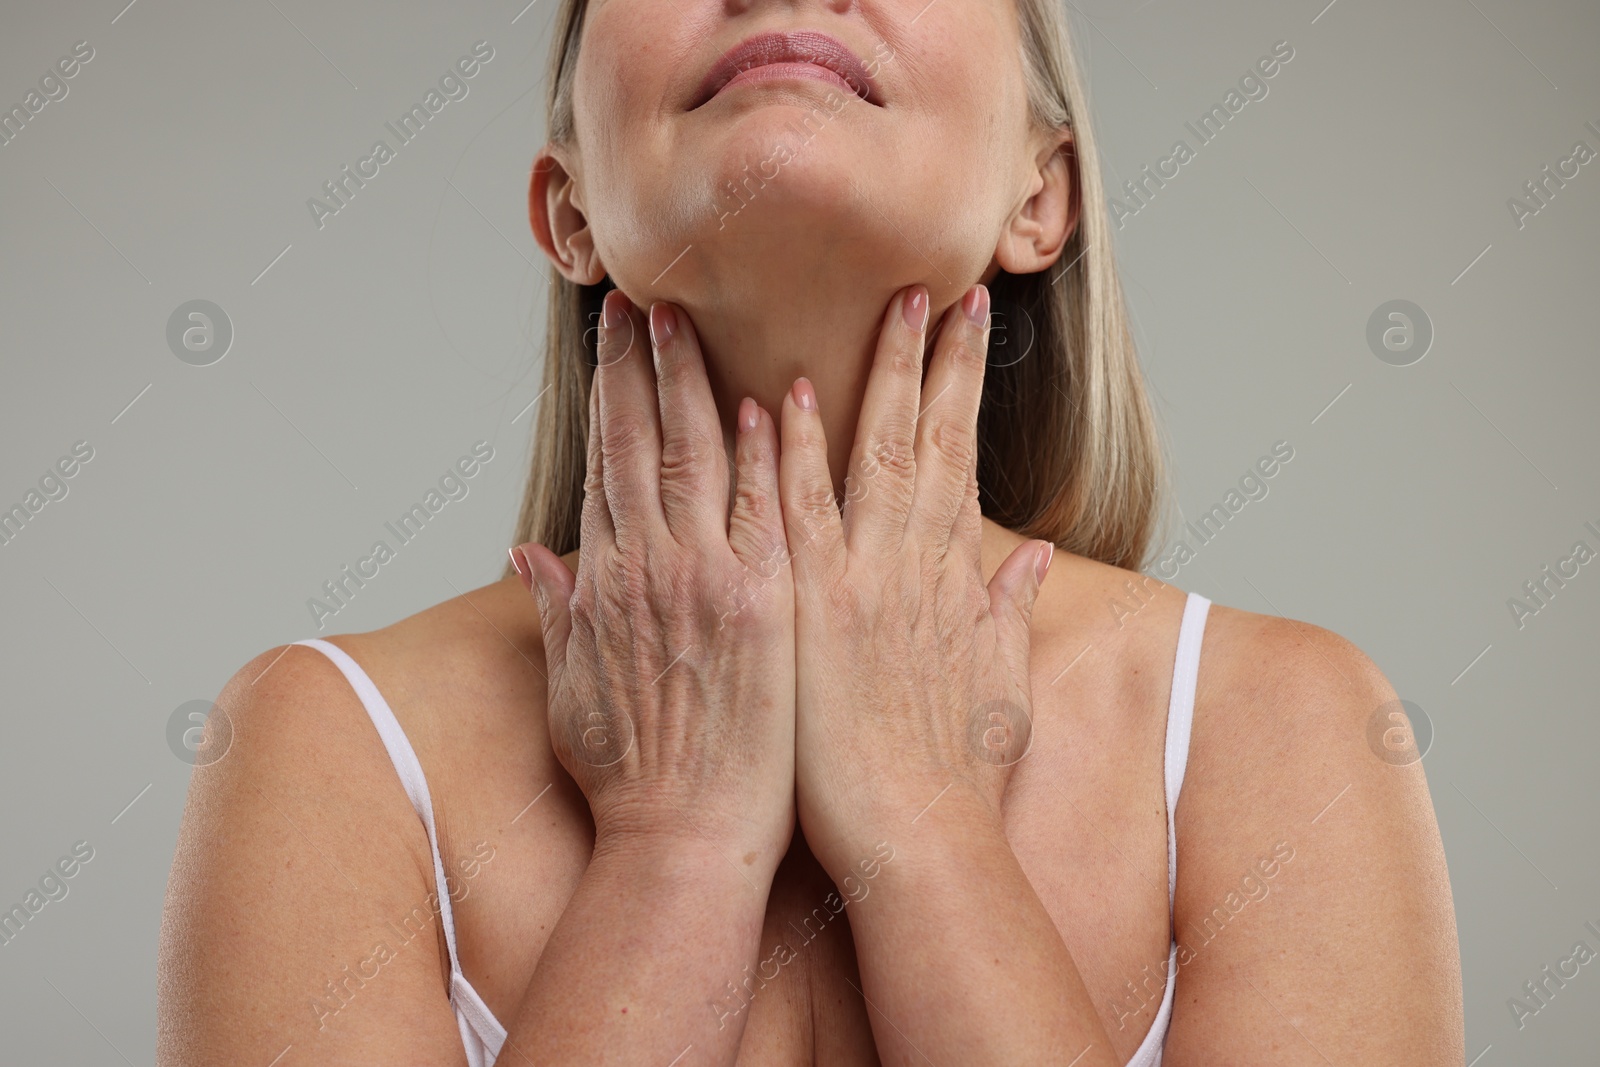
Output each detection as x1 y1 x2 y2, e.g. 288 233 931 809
649 302 677 347
901 286 929 333
509 545 533 592
738 396 759 433
792 377 817 412
603 289 629 329
963 284 990 327
1035 542 1054 584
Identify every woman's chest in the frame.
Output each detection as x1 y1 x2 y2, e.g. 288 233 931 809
453 718 1174 1066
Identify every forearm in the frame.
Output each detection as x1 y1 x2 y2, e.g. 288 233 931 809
502 834 774 1065
841 790 1119 1067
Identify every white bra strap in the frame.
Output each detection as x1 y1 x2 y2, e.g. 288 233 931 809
1163 593 1210 920
293 640 470 981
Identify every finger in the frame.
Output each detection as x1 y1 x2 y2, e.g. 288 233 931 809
841 286 926 553
650 302 730 546
778 378 847 585
910 284 991 543
989 539 1052 684
579 369 616 551
951 440 984 576
514 542 577 680
596 289 666 545
727 397 786 572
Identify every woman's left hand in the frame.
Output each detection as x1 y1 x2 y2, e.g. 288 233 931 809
777 283 1055 878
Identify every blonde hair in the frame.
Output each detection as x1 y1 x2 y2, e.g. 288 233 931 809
507 0 1164 572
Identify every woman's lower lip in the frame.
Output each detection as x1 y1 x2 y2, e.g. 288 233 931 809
713 61 859 101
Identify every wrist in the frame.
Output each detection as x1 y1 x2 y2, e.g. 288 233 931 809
806 778 1003 886
590 787 793 880
591 822 785 897
846 802 1022 923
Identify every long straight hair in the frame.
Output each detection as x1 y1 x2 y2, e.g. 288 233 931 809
506 0 1165 573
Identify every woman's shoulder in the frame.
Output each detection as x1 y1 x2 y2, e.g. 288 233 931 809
1161 592 1454 989
217 574 542 735
1158 600 1459 1055
1195 598 1396 748
202 572 555 834
1026 532 1392 731
1030 539 1408 797
160 574 548 1061
321 572 549 711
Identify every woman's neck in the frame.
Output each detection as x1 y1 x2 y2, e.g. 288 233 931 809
662 265 960 498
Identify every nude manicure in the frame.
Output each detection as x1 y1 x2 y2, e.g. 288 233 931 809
649 302 677 347
603 289 629 329
901 286 929 333
508 546 533 591
793 378 817 412
963 284 990 327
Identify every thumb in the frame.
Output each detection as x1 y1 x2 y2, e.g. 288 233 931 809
511 543 576 677
988 540 1052 678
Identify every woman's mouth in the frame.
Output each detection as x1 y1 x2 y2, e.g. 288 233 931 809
689 30 884 110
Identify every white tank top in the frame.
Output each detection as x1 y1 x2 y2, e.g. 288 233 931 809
295 590 1210 1066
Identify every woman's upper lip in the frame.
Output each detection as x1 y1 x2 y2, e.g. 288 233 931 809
689 30 884 109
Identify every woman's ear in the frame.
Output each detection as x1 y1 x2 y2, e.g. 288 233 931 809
994 129 1080 276
529 146 607 285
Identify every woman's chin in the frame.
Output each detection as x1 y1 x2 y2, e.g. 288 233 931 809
691 109 884 227
602 118 970 306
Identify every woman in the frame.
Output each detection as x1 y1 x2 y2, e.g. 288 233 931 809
158 1 1463 1063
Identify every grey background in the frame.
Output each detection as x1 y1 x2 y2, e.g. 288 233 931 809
0 0 1595 1062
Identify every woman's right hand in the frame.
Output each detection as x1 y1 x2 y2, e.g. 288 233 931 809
514 289 796 879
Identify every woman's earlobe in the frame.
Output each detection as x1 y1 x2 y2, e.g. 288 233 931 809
529 148 608 285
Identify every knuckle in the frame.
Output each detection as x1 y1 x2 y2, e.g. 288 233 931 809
603 411 655 461
566 581 599 632
846 473 912 526
926 418 973 468
792 417 825 454
659 428 714 481
927 420 970 465
654 344 697 391
870 434 916 478
793 480 839 520
888 343 921 377
951 336 988 372
725 511 769 566
581 454 608 503
732 479 774 523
